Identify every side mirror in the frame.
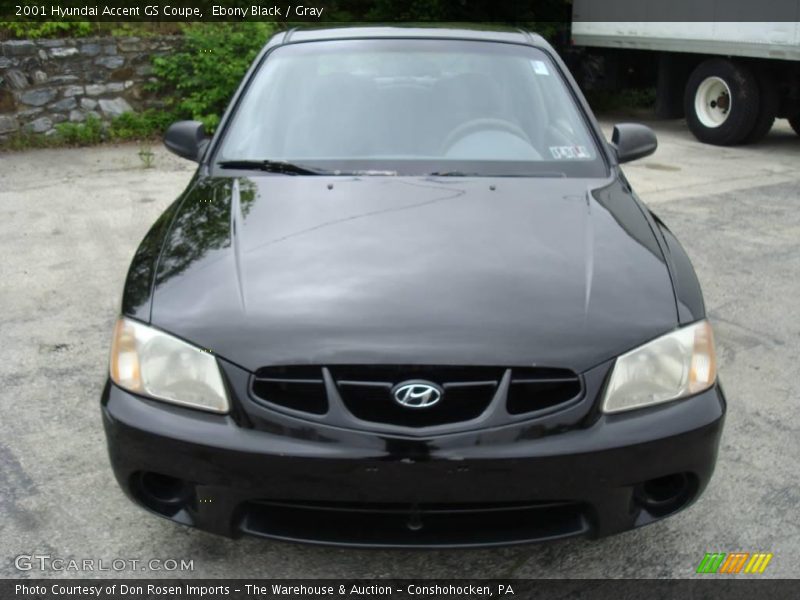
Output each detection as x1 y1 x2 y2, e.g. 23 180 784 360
611 123 657 164
164 120 208 162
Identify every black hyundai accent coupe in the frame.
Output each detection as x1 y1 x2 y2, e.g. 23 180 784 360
102 26 725 547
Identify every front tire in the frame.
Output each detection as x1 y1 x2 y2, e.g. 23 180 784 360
789 114 800 137
743 71 778 143
685 59 760 145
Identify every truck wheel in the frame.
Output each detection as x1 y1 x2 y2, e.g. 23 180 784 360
789 114 800 136
744 72 778 143
685 59 760 145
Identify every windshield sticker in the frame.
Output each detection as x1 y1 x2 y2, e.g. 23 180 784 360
531 60 550 75
550 145 591 160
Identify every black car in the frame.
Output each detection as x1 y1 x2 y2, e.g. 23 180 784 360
102 26 725 547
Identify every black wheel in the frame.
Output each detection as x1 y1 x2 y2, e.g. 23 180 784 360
743 71 778 143
684 59 760 145
789 114 800 137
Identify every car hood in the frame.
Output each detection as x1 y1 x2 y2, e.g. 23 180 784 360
147 175 677 373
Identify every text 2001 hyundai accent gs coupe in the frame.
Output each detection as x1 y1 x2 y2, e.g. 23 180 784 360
102 27 725 547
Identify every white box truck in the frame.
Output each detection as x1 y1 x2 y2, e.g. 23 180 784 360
571 1 800 145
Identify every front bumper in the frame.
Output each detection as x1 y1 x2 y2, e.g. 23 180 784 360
101 379 725 548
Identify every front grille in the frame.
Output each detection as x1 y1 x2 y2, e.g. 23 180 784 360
249 364 582 431
239 499 588 547
251 366 327 415
507 367 582 415
330 365 503 428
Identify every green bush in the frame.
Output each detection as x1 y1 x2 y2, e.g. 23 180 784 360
108 110 175 141
0 21 93 40
51 111 175 147
0 22 181 40
55 114 104 146
3 129 50 151
150 22 278 132
1 110 177 150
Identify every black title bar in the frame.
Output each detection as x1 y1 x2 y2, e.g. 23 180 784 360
4 579 800 600
3 0 800 22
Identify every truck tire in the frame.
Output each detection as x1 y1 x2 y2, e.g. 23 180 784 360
743 71 778 143
789 114 800 137
684 59 760 145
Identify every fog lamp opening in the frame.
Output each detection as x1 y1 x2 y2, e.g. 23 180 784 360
635 473 696 517
134 472 193 515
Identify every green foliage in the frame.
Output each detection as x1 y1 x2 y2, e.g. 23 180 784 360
0 21 93 40
151 22 277 132
44 110 174 149
0 21 180 40
107 110 175 141
3 128 50 151
55 114 104 146
138 144 156 168
2 109 178 150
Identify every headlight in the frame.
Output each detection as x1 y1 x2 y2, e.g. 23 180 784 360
109 317 229 413
602 320 717 414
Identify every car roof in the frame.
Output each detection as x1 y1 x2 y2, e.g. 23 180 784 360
277 25 549 48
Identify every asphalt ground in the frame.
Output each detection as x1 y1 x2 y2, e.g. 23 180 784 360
1 118 799 579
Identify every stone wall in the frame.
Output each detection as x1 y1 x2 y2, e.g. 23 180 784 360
0 35 180 141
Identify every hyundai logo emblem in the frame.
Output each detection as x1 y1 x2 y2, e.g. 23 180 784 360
392 381 443 409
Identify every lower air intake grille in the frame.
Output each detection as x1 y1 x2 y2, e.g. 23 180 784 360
239 499 588 547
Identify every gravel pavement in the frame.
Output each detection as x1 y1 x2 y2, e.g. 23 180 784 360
1 118 798 579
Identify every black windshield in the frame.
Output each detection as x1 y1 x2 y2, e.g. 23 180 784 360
216 39 606 178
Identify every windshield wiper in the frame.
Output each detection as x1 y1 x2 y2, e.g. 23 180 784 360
427 170 567 178
426 170 482 177
217 159 332 175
